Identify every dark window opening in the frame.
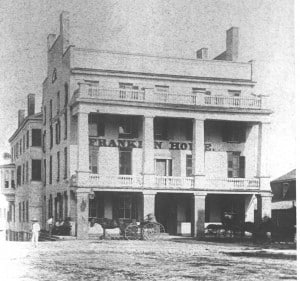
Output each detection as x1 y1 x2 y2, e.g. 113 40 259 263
154 118 168 140
119 149 132 175
227 152 245 178
89 147 98 174
222 123 246 143
88 114 105 137
32 129 42 147
32 159 42 181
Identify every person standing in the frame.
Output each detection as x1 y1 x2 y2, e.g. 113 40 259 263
47 217 53 237
31 218 40 248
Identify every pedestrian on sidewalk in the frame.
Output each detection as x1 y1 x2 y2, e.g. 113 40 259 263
31 218 40 248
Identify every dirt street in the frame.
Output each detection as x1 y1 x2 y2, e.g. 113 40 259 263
0 238 296 281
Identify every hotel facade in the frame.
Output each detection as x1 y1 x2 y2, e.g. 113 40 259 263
1 12 272 239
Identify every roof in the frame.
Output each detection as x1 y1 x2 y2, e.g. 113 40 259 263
271 169 296 184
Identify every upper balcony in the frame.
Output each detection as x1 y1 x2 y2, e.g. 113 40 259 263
72 84 267 111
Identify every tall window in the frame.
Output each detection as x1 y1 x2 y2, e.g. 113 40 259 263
49 156 52 184
55 120 61 144
17 166 21 186
119 149 132 175
23 135 26 151
44 159 47 185
64 83 68 107
50 100 53 120
43 106 47 125
186 155 193 177
22 164 25 184
32 129 42 147
88 114 105 137
50 125 53 149
117 194 137 219
26 201 29 222
32 160 42 181
57 152 60 181
19 202 21 222
20 139 22 155
25 161 28 183
57 92 60 114
4 171 9 188
15 143 18 158
64 112 67 139
89 147 98 174
26 131 29 148
22 201 25 222
11 170 15 188
64 147 67 179
227 152 245 178
42 131 46 153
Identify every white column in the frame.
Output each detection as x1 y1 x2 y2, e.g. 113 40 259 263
143 115 155 188
256 194 272 221
77 111 90 186
192 119 205 188
76 190 90 239
143 191 156 218
257 122 271 191
193 192 206 237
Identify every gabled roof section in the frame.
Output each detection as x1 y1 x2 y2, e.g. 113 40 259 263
9 112 42 143
271 169 296 184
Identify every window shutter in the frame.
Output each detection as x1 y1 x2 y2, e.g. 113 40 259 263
239 156 245 178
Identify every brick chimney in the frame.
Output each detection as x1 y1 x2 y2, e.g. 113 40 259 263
196 48 208 59
60 11 70 54
18 110 25 127
47 34 56 50
27 94 35 116
226 27 239 61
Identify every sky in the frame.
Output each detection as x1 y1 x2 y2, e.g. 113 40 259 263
0 0 295 179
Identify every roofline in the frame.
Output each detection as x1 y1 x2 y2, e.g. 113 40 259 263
8 112 42 143
0 163 15 168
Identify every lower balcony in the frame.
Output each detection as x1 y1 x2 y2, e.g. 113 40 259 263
77 173 260 191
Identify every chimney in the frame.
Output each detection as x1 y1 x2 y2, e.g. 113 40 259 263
47 34 56 50
60 11 70 54
226 27 239 61
27 94 35 116
18 110 25 127
196 48 208 59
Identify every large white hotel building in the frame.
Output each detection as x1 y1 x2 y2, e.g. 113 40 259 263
1 12 272 239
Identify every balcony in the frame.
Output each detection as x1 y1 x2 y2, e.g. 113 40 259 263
73 85 266 110
205 178 260 190
77 173 260 191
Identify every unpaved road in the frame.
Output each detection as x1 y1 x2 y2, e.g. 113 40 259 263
0 238 296 280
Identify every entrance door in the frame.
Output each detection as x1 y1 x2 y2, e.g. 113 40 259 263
155 159 172 176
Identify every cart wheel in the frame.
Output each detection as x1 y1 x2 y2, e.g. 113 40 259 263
125 223 140 240
142 222 165 240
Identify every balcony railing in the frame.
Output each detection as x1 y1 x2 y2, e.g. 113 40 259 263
205 178 260 190
155 176 194 189
75 85 265 110
88 174 143 188
81 173 260 190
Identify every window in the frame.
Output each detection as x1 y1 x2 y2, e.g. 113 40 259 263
20 139 22 155
119 83 139 99
118 116 138 139
57 91 60 114
89 147 98 174
50 125 53 149
17 166 21 186
26 131 29 148
186 155 193 177
49 156 52 184
32 129 42 147
64 112 67 139
57 152 60 181
64 83 68 107
282 183 289 199
48 195 53 218
26 201 29 222
227 152 245 178
22 201 25 222
154 118 168 140
11 170 15 188
117 194 137 219
50 100 53 120
222 123 246 143
25 161 28 183
32 160 42 181
64 147 67 179
42 131 46 153
44 159 47 185
15 143 18 158
43 106 47 125
23 135 26 151
55 120 61 144
88 114 104 137
119 149 132 175
228 90 241 97
19 202 21 222
22 164 25 184
4 171 9 188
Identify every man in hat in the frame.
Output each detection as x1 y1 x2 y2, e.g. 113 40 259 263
31 218 40 247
